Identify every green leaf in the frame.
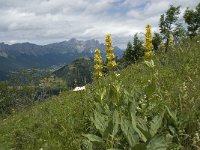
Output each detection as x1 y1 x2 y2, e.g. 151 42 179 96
131 114 148 142
93 110 109 135
165 106 177 126
133 143 147 150
137 117 151 140
149 115 163 137
82 139 93 150
104 104 112 116
101 88 107 101
83 134 104 143
112 109 119 137
145 81 156 97
103 118 113 139
147 134 172 150
168 126 176 135
121 117 138 147
94 102 103 113
129 101 137 117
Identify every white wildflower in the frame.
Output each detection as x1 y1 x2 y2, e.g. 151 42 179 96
115 73 120 77
73 86 86 91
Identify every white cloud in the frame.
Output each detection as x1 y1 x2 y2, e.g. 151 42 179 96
0 0 199 48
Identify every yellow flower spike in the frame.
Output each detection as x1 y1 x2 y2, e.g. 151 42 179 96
144 51 154 57
94 48 103 78
161 41 165 50
144 24 154 58
144 24 153 51
105 34 117 71
95 49 101 54
106 53 115 60
169 33 173 48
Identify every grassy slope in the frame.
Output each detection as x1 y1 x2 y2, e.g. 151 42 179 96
0 35 200 149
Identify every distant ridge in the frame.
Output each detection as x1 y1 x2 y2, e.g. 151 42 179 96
0 39 123 80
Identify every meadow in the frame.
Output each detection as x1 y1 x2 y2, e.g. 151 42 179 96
0 34 199 149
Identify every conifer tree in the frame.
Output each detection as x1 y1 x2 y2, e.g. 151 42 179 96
123 34 143 63
152 32 162 51
123 42 133 63
132 33 143 62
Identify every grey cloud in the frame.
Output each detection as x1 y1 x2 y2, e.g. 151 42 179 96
0 0 199 48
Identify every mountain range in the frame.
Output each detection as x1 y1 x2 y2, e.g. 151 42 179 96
0 39 123 80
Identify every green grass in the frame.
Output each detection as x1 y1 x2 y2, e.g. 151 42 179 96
0 35 200 149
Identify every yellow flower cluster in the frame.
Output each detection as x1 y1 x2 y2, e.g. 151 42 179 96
169 33 173 48
161 41 165 50
105 34 116 70
144 24 154 58
94 49 103 78
144 24 153 51
144 51 154 57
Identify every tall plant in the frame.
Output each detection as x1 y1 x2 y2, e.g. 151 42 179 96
94 48 103 78
105 34 117 71
169 33 173 48
144 24 154 57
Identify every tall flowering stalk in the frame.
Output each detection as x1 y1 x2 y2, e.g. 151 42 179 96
105 34 116 71
169 33 173 48
144 24 154 57
161 41 165 50
94 48 103 78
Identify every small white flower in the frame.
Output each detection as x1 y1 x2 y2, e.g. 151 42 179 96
73 86 86 91
115 73 120 77
197 41 199 43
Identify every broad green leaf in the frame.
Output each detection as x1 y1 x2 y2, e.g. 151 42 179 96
168 126 176 135
104 104 112 116
112 109 119 137
93 110 109 135
103 118 113 139
137 117 151 140
145 81 156 97
121 117 138 147
101 88 107 101
82 139 93 150
83 134 104 143
147 134 172 150
133 143 147 150
137 117 148 132
94 102 103 113
149 115 163 137
165 106 177 126
131 114 147 142
129 102 137 117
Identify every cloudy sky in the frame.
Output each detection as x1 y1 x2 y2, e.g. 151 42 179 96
0 0 199 48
